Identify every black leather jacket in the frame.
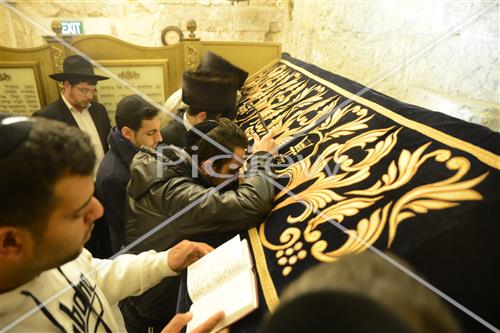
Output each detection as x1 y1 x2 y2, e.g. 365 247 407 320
125 145 275 252
122 145 275 327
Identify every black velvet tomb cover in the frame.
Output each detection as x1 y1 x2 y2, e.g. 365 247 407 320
179 53 500 333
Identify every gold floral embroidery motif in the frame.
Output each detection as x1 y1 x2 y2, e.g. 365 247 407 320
240 63 488 277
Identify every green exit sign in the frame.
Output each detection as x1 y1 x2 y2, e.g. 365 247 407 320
61 21 84 35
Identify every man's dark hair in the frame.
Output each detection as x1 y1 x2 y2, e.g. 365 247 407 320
265 252 461 333
186 118 248 170
0 118 95 232
115 94 160 131
186 106 226 120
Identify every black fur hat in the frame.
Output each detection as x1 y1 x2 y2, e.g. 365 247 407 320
200 51 248 89
182 70 238 111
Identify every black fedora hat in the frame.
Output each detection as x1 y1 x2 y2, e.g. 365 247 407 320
49 55 109 82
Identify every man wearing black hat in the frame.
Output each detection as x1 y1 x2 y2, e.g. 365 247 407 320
34 55 112 258
96 95 163 254
160 70 239 148
33 55 111 176
200 51 249 90
160 51 248 148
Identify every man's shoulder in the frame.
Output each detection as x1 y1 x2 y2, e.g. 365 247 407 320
89 102 107 112
161 120 187 147
129 147 194 186
96 171 128 200
58 248 93 271
89 102 109 118
97 151 129 183
88 103 111 131
165 117 186 131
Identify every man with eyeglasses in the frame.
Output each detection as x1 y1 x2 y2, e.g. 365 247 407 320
33 55 111 177
34 55 112 259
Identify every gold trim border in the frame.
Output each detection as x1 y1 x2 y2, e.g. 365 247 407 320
246 58 281 83
248 227 280 312
282 59 500 170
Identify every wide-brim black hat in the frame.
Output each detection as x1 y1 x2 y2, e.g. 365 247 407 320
199 51 248 90
49 55 109 82
182 70 238 111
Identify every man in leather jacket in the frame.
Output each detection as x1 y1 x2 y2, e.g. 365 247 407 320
121 118 277 332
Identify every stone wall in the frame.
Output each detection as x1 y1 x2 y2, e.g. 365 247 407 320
0 1 283 47
280 1 499 130
1 1 497 130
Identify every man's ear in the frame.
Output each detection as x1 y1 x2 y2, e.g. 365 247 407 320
62 81 72 94
195 111 207 124
0 227 29 262
120 126 135 141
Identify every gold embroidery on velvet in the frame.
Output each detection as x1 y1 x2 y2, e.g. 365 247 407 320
272 124 400 222
259 226 306 277
239 65 343 149
241 62 489 277
307 203 392 262
243 90 339 148
385 156 487 246
312 104 373 140
330 204 391 257
259 138 487 274
281 59 500 170
247 227 280 311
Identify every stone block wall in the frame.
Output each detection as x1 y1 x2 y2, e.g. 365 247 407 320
1 0 497 130
0 1 283 47
280 1 499 130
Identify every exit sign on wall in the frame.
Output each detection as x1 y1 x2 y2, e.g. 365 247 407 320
61 21 84 35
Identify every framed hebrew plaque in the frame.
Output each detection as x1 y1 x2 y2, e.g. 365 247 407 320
0 62 45 116
93 59 168 121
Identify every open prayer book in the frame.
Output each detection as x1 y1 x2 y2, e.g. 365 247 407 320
186 235 259 333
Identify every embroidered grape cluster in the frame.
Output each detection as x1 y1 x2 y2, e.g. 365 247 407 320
276 241 307 276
